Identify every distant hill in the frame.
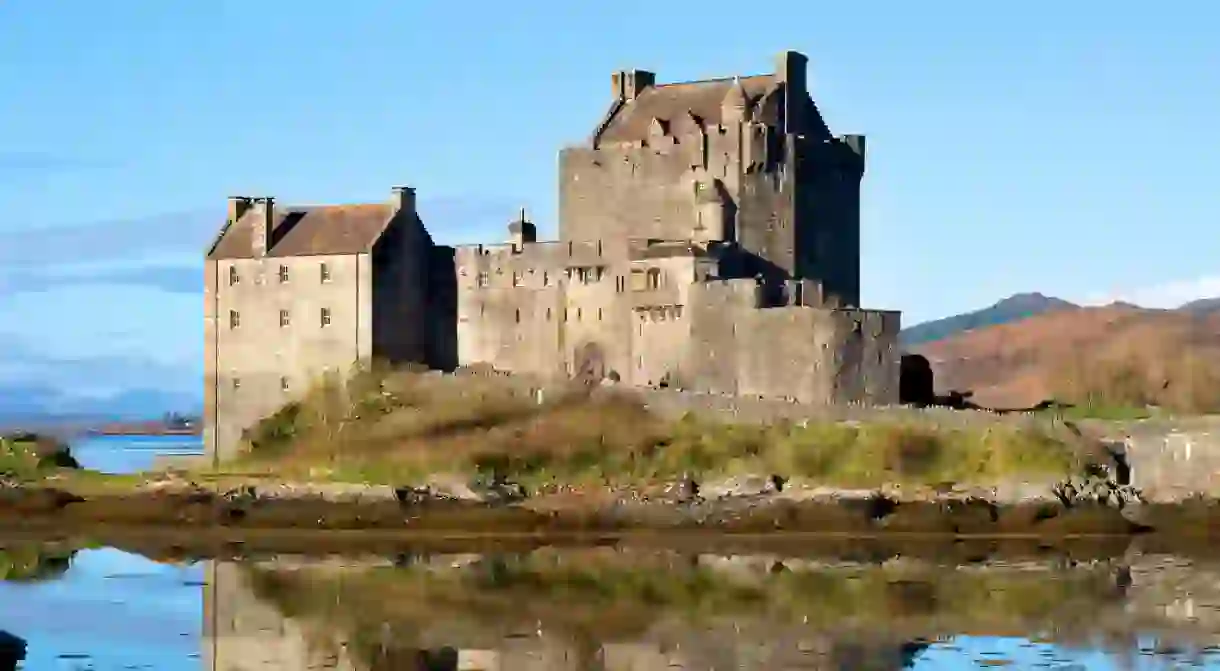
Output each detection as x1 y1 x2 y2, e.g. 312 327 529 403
0 383 201 428
1181 297 1220 314
899 293 1079 347
909 305 1220 412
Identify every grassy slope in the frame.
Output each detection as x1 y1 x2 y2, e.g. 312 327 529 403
234 365 1104 489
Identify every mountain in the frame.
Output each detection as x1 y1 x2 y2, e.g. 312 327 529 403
0 382 201 427
899 293 1079 347
909 305 1220 411
1181 297 1220 314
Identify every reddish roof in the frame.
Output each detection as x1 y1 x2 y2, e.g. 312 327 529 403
207 203 394 259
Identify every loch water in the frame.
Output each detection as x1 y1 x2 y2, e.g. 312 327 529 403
2 436 1220 670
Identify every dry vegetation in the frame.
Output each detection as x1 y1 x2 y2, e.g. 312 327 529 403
236 363 1102 489
914 306 1220 414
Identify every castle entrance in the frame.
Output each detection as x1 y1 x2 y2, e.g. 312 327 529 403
573 342 607 385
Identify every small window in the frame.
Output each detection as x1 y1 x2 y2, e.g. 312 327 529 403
279 309 290 327
320 263 331 283
576 308 583 321
228 266 239 286
278 265 289 283
542 272 551 287
512 272 522 287
320 307 332 327
546 307 552 321
597 308 603 321
232 377 241 390
477 272 488 288
515 308 521 323
280 376 289 392
228 310 240 329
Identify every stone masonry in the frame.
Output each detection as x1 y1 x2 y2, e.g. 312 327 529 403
203 50 901 464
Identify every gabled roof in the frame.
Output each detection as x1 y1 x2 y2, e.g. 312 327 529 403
597 74 776 145
207 203 395 259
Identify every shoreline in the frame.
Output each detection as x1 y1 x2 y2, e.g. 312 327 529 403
3 477 1219 545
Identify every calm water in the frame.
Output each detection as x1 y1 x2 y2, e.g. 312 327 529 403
2 436 1220 670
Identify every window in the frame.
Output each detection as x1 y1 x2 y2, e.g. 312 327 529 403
546 307 552 320
477 272 488 288
279 309 290 327
597 308 603 321
320 263 331 283
232 377 241 390
647 268 661 289
542 272 551 287
280 376 289 392
515 308 521 323
228 266 239 286
512 272 522 287
278 265 289 283
229 310 240 329
320 307 332 327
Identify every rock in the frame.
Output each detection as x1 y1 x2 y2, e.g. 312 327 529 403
699 474 780 500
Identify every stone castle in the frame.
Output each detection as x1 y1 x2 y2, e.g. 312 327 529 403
203 50 901 463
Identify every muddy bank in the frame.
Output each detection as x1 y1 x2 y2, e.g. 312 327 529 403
2 478 1220 543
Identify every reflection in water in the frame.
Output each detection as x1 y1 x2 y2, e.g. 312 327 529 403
202 548 1220 671
4 539 1220 669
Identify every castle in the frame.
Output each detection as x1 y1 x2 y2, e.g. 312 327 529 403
203 50 901 464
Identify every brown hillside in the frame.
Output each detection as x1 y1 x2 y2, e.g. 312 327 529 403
911 306 1220 412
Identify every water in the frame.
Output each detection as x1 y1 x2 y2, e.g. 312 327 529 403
3 436 1220 670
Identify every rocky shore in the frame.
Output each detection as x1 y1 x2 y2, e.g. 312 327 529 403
1 469 1218 543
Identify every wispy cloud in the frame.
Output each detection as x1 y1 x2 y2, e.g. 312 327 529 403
1079 275 1220 309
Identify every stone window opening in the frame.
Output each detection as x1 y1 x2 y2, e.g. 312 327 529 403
515 308 521 323
577 308 583 321
228 266 239 286
320 263 331 283
597 308 603 321
229 310 240 329
280 376 289 392
232 377 241 390
320 307 332 327
278 265 289 283
512 272 522 287
546 307 552 321
646 268 661 289
563 308 568 322
543 271 551 286
279 309 290 327
477 272 488 288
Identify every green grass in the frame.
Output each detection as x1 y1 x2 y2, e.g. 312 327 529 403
227 364 1105 490
0 433 79 481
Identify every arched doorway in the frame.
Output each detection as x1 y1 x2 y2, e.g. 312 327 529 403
573 342 607 386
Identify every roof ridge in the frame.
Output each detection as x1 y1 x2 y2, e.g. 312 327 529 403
655 72 773 88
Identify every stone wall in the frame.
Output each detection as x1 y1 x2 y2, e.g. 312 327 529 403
1088 416 1220 501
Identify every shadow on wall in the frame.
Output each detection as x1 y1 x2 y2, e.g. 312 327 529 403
0 630 24 671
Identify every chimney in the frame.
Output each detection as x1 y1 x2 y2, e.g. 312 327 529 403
227 196 253 225
251 197 274 258
774 50 809 133
390 186 416 215
508 208 536 251
611 69 656 101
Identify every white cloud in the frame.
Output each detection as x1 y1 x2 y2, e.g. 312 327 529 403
1078 275 1220 309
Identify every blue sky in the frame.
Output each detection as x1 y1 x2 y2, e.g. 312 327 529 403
1 0 1217 400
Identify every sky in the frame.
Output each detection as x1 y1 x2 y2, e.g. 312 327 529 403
1 0 1217 401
